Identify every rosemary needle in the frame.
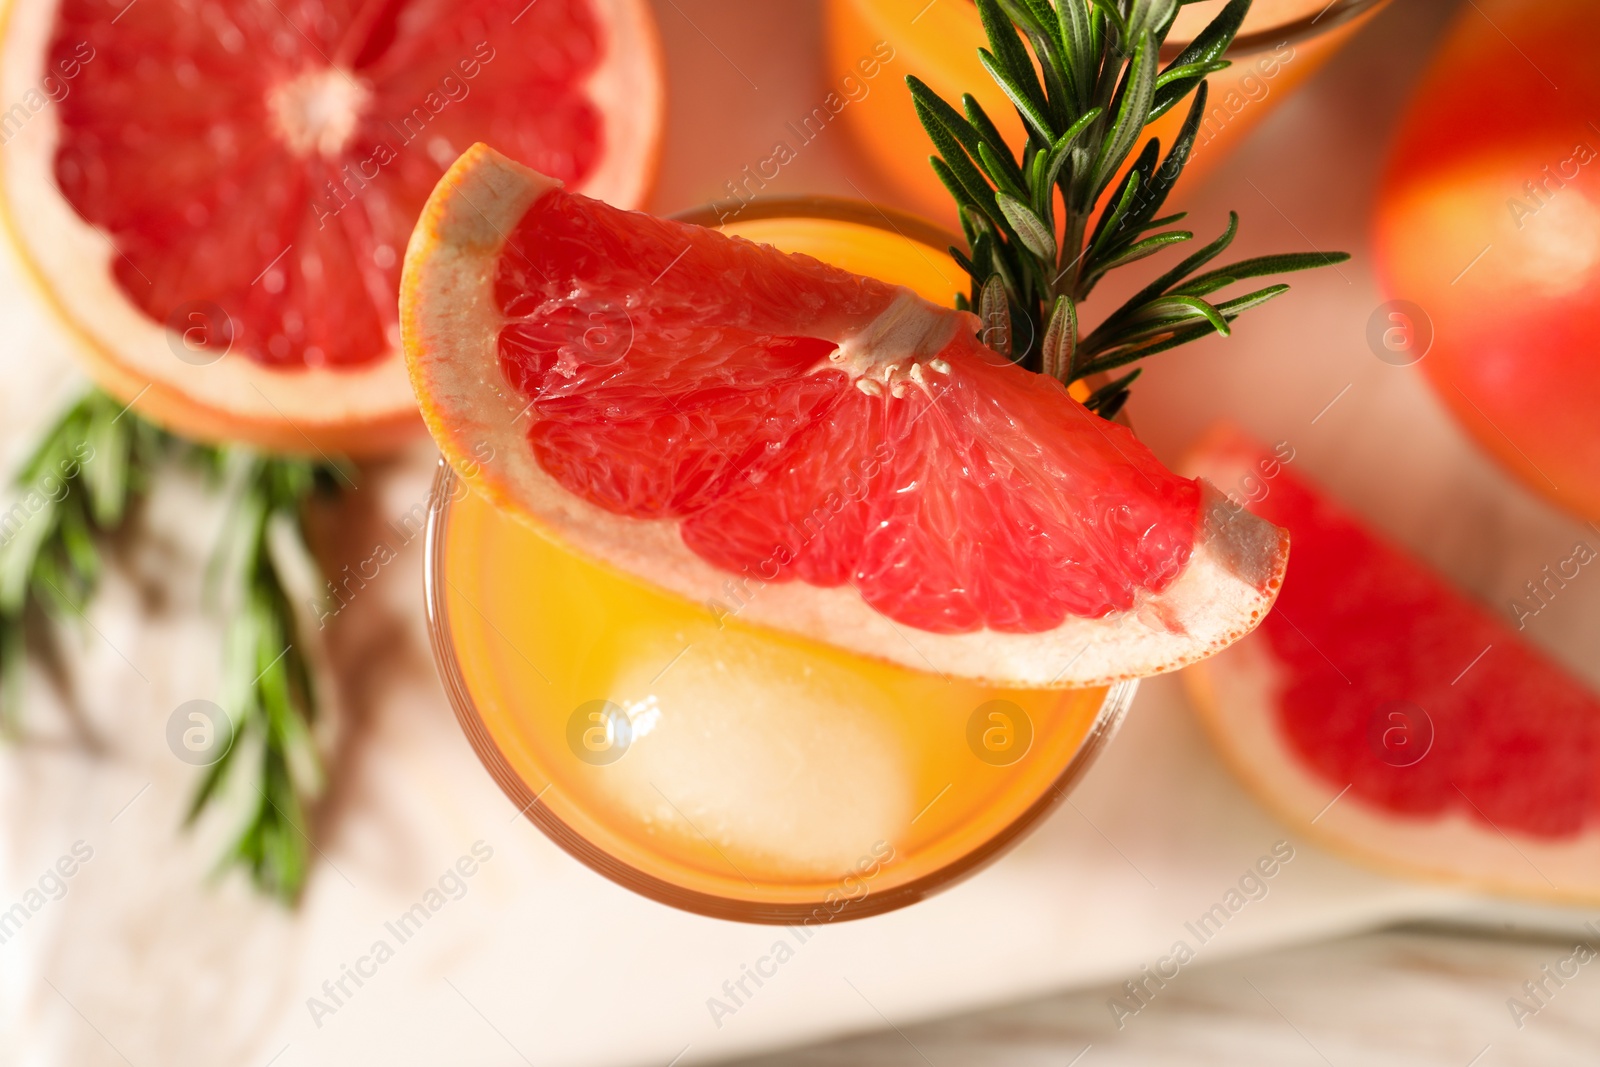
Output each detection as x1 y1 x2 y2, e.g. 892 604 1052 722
915 0 1349 416
0 389 343 903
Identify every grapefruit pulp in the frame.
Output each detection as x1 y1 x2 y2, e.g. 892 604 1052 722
403 144 1290 688
1374 0 1600 522
430 206 1129 919
0 0 662 454
1185 427 1600 903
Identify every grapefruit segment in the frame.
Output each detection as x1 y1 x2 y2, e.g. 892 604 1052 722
403 145 1290 687
1185 426 1600 903
0 0 662 454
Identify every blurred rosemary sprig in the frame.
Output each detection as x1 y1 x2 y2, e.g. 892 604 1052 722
0 392 165 724
915 0 1349 418
190 451 344 903
0 389 343 903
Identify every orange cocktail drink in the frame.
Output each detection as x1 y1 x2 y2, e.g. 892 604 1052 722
825 0 1390 225
425 201 1135 923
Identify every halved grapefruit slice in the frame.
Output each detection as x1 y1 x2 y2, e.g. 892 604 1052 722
1185 426 1600 903
0 0 661 455
401 145 1289 687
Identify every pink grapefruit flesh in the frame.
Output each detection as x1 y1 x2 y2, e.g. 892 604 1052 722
1186 426 1600 903
0 0 662 453
403 145 1289 688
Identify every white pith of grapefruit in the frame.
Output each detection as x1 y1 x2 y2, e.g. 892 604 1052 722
0 0 663 455
402 145 1291 688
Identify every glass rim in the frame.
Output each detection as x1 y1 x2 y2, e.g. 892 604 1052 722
944 0 1389 59
682 196 1131 413
672 194 961 252
425 462 1139 924
419 200 1141 925
1177 0 1390 58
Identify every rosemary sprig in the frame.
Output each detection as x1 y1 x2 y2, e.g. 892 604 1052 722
913 0 1349 416
0 392 166 728
1 388 342 903
189 450 341 904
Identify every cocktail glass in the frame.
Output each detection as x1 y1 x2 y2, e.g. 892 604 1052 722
423 197 1138 923
825 0 1391 225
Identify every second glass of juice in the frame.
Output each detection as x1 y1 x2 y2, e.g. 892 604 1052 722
425 199 1137 923
825 0 1391 226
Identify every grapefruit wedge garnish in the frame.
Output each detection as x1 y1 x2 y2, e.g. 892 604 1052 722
0 0 661 455
1186 426 1600 903
401 145 1290 688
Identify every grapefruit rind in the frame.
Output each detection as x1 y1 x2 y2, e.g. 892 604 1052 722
0 0 662 456
402 145 1291 688
1184 434 1600 905
576 0 665 213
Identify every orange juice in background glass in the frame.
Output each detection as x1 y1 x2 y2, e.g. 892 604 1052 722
426 199 1136 924
825 0 1391 225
